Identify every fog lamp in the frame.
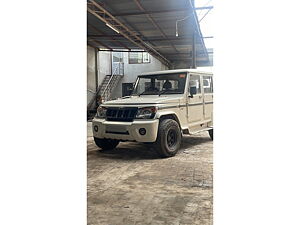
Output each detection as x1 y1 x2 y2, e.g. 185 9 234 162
139 128 146 135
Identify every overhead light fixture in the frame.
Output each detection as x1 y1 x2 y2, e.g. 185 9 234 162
105 23 120 34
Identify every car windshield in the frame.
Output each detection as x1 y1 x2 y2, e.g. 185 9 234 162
131 73 187 96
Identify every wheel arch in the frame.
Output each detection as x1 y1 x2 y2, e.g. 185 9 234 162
156 112 182 130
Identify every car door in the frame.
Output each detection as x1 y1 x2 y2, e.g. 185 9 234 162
202 75 213 122
187 74 204 132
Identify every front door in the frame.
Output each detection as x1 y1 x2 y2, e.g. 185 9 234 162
187 74 204 133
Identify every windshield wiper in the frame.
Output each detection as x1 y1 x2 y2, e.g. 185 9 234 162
139 90 148 96
158 90 168 96
158 90 182 96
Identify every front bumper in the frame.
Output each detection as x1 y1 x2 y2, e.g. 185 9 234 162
92 118 159 142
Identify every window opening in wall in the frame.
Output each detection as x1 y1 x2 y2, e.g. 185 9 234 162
129 51 151 64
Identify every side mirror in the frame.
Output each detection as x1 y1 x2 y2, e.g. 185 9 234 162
189 86 197 97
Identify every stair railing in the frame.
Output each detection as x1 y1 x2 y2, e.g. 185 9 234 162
101 63 123 102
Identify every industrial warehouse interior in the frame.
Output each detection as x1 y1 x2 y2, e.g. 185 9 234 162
1 1 300 225
87 0 213 224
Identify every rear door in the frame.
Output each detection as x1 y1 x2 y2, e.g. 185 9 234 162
187 74 204 132
202 75 213 122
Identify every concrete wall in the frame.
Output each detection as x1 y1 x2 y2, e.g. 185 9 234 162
87 46 112 107
111 52 168 99
87 46 97 106
98 51 111 86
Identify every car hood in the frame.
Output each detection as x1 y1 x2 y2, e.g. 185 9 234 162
101 95 182 107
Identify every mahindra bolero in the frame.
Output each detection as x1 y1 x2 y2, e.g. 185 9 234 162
92 69 213 157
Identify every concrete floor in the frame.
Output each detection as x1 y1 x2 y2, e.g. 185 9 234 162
87 122 213 225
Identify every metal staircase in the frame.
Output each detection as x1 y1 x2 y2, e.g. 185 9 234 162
99 74 123 102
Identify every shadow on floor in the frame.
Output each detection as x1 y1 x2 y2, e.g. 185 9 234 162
180 135 212 151
89 134 212 161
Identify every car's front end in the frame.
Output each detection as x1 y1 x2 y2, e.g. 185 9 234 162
92 105 159 142
92 72 188 143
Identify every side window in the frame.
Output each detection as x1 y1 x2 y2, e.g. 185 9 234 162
189 75 201 94
203 76 213 93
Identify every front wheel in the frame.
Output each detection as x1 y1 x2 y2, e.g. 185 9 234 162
155 119 182 158
208 129 213 140
94 137 119 151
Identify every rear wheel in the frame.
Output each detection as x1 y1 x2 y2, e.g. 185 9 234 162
208 129 213 140
94 137 119 151
155 119 182 157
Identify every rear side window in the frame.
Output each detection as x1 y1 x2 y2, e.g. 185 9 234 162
203 76 213 93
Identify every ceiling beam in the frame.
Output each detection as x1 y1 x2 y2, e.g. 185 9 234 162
88 24 131 50
88 39 112 50
99 50 147 52
164 52 213 57
87 43 99 50
87 34 213 42
112 6 213 17
87 0 171 67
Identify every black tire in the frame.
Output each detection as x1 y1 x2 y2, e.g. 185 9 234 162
155 119 182 157
94 137 119 151
208 129 213 140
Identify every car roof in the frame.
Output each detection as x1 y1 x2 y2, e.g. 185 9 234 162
139 69 213 76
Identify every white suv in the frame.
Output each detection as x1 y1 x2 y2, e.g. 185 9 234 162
92 69 213 157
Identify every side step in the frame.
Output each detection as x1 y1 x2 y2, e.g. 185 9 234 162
186 127 213 135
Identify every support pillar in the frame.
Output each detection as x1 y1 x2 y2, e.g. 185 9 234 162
192 31 196 68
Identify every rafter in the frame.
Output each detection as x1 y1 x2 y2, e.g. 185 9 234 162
88 39 112 50
112 6 213 17
88 24 131 50
87 35 214 42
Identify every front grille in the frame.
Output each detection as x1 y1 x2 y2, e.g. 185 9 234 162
106 107 138 122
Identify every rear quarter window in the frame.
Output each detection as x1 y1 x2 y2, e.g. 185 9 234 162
203 76 213 93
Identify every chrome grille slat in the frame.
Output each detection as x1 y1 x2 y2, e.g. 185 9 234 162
106 107 138 122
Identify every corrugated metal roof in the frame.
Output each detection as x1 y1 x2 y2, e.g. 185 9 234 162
87 0 211 68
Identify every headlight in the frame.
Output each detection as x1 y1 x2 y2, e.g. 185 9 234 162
135 106 157 119
95 106 107 118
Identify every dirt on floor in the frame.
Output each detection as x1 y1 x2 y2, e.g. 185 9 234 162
87 130 213 225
